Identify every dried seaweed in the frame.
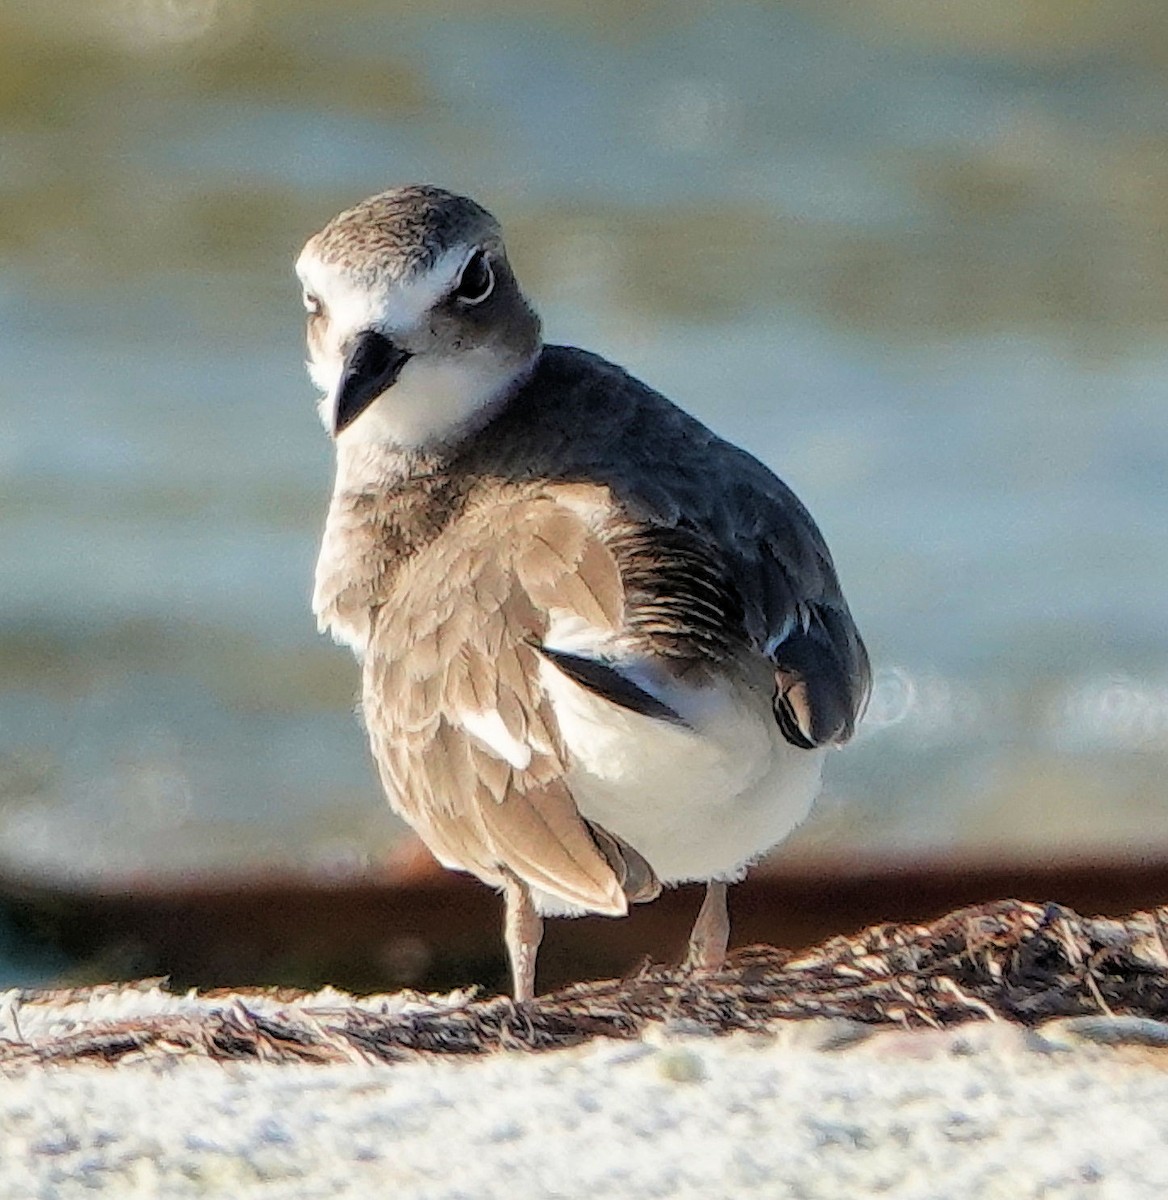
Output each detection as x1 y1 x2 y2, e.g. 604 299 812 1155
4 899 1168 1069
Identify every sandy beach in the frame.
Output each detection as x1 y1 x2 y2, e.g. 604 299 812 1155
5 899 1168 1199
3 1002 1168 1199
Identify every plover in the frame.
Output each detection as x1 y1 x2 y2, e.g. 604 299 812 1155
298 185 869 1001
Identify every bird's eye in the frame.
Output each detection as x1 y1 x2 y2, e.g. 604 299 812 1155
452 250 494 305
303 292 323 317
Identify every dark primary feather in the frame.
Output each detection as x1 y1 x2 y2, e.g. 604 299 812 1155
604 522 745 664
540 647 688 727
461 345 871 747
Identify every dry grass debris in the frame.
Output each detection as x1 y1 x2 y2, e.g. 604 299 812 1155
3 899 1167 1069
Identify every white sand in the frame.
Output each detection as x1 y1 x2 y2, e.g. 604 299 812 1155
3 987 1168 1199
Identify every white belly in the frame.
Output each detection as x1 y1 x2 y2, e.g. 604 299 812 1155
533 654 825 915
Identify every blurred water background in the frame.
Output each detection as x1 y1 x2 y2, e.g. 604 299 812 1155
2 0 1168 979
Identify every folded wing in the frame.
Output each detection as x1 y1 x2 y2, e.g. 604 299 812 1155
363 495 643 914
596 373 871 749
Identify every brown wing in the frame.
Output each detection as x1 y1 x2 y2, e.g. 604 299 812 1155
361 493 630 914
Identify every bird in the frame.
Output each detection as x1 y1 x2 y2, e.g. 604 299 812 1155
297 185 869 1002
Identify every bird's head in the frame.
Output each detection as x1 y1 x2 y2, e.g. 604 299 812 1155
296 185 542 449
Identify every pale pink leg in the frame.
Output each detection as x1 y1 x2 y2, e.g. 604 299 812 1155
685 880 729 971
503 873 544 1002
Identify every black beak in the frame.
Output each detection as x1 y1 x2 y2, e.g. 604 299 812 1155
332 330 412 435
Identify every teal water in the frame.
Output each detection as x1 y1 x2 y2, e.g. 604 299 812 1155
3 1 1168 982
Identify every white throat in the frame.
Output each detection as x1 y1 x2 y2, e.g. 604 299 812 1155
334 347 534 452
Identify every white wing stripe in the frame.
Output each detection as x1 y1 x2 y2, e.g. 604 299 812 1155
459 708 533 770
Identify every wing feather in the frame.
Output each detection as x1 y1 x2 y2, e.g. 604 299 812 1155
364 493 628 915
470 346 870 746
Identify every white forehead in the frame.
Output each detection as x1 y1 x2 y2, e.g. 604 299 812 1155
295 244 471 336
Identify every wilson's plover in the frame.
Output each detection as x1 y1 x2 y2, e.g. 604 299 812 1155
297 185 869 1000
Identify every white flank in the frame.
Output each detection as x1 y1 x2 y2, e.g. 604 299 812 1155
534 649 825 914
